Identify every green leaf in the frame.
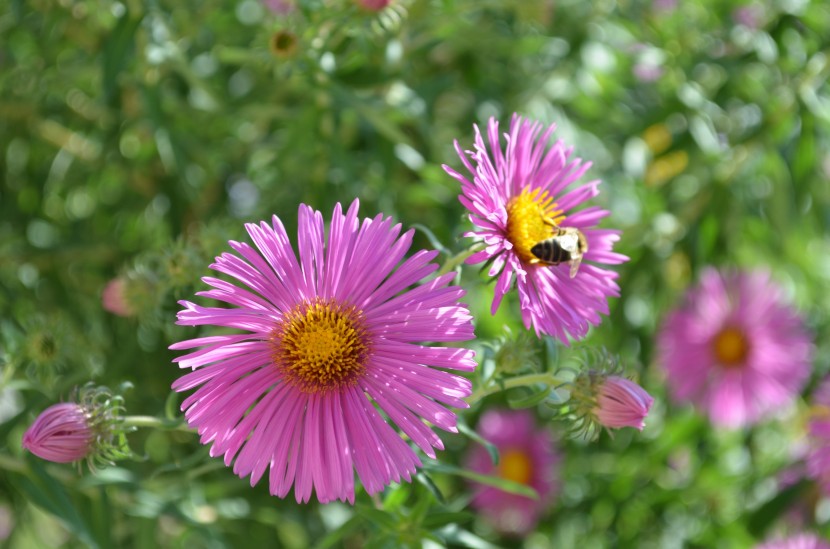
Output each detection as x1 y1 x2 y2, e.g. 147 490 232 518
313 515 364 549
457 418 499 466
421 463 538 500
414 471 446 505
101 11 141 106
12 459 99 548
747 479 810 537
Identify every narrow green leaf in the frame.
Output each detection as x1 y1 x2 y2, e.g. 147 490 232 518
313 515 364 549
457 418 499 466
422 463 538 499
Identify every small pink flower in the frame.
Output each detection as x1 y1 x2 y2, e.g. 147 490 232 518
443 114 627 342
262 0 295 14
102 278 134 317
357 0 390 10
22 403 93 463
755 533 830 549
658 268 812 428
596 376 654 431
465 410 559 536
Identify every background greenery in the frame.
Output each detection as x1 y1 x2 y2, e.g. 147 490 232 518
1 0 829 547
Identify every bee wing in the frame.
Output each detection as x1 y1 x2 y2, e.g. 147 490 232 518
569 255 583 278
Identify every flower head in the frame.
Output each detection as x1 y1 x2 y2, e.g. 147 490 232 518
170 201 476 504
755 533 830 549
658 268 812 428
356 0 391 11
22 403 93 463
443 114 627 342
566 351 653 438
807 377 830 495
595 376 654 430
102 278 135 317
22 385 130 468
464 409 559 536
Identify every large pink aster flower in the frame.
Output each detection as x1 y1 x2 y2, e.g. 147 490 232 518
465 409 559 536
170 201 476 504
807 377 830 495
443 114 628 342
658 268 812 428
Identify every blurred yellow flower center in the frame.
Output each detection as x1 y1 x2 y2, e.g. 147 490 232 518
271 300 370 393
498 449 533 485
713 327 749 368
505 188 564 264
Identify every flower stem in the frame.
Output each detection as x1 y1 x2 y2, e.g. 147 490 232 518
467 372 563 405
437 242 485 276
123 415 193 433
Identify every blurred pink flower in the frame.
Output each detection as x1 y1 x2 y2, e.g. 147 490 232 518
171 200 476 504
262 0 295 14
22 403 93 463
658 269 812 428
102 278 134 317
443 114 627 342
755 533 830 549
807 377 830 495
465 409 559 536
733 5 763 29
633 62 663 82
596 376 654 431
356 0 391 10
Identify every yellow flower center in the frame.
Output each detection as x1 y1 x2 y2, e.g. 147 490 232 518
505 188 564 264
712 327 749 368
270 300 370 393
498 449 533 486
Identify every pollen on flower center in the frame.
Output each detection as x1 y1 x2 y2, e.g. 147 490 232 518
498 448 533 485
271 300 371 393
713 326 750 368
504 188 565 264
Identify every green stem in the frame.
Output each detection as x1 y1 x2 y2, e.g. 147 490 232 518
467 372 563 405
123 415 193 433
436 242 486 276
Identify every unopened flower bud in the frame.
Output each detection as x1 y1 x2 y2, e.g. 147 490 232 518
595 376 654 431
22 403 93 463
102 278 135 317
22 384 132 469
562 349 654 439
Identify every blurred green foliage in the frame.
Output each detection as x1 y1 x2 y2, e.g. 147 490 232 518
1 0 830 547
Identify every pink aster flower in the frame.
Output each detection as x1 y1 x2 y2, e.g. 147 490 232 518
443 114 628 342
356 0 391 10
102 278 134 317
755 533 830 549
658 268 813 428
465 409 559 536
807 377 830 495
595 376 654 431
170 200 476 504
22 403 93 463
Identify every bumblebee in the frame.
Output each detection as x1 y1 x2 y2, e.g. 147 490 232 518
530 226 588 278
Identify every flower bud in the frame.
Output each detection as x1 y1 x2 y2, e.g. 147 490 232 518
22 403 93 463
102 278 135 317
22 384 132 469
562 349 654 439
595 376 654 431
356 0 390 11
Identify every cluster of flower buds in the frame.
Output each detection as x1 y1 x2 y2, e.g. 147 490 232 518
22 384 133 470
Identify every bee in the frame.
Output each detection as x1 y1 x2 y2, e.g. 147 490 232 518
530 226 588 278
